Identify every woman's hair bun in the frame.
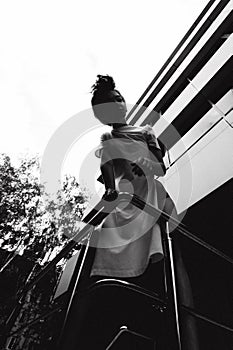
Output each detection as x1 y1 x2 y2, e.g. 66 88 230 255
91 75 115 94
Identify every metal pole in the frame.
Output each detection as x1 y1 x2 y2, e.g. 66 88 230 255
57 231 93 349
162 221 182 350
0 262 39 349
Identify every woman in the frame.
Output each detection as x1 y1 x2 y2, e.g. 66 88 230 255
59 75 199 350
89 75 199 350
90 74 166 290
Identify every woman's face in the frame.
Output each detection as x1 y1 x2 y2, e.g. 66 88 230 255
104 90 127 126
107 90 127 116
93 90 127 125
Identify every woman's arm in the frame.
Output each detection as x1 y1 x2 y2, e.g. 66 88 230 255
100 159 118 201
132 125 166 177
96 132 118 200
100 160 115 190
147 144 166 176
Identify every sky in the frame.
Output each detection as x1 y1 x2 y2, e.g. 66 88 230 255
0 0 210 186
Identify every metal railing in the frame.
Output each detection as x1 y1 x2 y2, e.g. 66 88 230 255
1 191 233 349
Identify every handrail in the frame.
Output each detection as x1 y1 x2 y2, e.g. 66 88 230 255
129 193 233 266
8 284 233 340
17 196 118 295
3 190 233 346
84 278 166 306
15 191 233 295
181 304 233 334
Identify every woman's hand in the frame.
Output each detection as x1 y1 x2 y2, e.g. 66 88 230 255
131 157 153 176
131 157 165 177
102 188 118 201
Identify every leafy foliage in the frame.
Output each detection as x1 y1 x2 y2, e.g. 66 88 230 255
0 153 91 349
0 153 90 263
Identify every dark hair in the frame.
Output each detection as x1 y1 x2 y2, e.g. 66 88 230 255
91 74 117 106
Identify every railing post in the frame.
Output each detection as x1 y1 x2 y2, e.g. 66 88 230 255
56 232 94 350
0 263 39 349
162 220 182 350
